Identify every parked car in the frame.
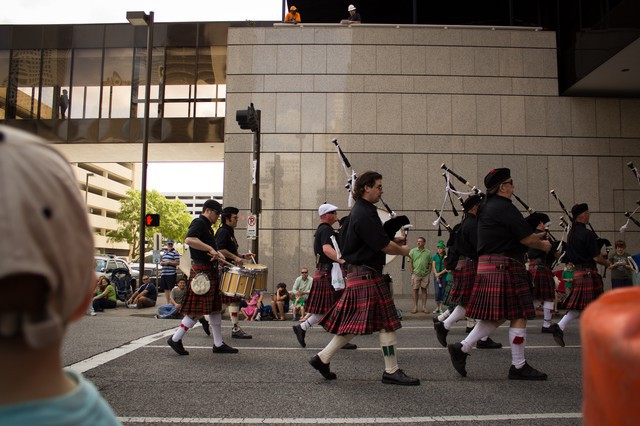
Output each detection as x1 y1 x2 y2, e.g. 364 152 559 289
95 255 138 289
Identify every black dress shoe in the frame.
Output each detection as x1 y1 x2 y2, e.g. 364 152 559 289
232 328 252 339
309 355 336 380
508 362 548 380
341 342 357 350
465 326 475 333
292 324 306 348
167 337 189 355
382 369 420 386
541 326 553 333
476 337 503 349
199 317 211 336
549 323 565 347
212 342 239 353
434 321 449 347
432 316 440 325
447 343 469 377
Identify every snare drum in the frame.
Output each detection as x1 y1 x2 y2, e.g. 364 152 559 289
220 267 255 299
243 263 268 292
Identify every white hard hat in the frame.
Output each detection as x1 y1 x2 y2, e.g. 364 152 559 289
348 5 356 12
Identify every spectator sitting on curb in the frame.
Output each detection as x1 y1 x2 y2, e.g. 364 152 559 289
127 275 157 308
156 278 186 319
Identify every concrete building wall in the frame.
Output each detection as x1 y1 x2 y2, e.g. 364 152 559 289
224 24 640 294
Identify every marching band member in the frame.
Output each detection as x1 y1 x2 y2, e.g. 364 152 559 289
292 203 357 350
167 200 238 355
215 206 253 340
447 168 551 380
309 171 420 386
434 194 502 349
549 203 610 347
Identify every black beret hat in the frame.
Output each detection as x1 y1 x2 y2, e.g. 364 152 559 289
462 194 483 212
484 168 511 190
203 199 222 214
222 206 239 215
571 203 589 219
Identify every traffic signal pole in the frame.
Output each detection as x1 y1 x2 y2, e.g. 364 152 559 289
250 109 261 260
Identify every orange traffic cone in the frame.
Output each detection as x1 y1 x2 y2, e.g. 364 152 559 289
582 287 640 425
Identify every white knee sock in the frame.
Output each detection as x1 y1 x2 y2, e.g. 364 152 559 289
301 313 322 331
437 308 451 322
543 301 554 328
558 309 580 331
172 315 196 341
461 320 498 353
443 305 466 330
209 312 223 347
228 304 240 329
318 334 354 364
509 327 526 369
379 331 399 374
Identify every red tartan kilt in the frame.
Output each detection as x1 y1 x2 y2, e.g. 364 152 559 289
442 277 454 306
528 261 556 301
466 255 536 321
319 271 401 335
564 270 603 310
305 269 340 314
449 258 476 305
180 263 221 317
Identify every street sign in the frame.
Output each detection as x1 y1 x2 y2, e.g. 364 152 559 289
153 250 161 264
247 214 257 240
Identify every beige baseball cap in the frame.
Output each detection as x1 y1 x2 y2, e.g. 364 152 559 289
0 125 95 348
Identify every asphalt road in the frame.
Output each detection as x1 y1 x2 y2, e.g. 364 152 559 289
63 298 583 425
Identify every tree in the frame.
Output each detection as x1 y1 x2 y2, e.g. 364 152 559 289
107 189 193 259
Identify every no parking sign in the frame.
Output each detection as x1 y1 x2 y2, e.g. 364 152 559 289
247 214 257 239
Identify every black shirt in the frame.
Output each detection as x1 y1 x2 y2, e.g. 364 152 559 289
564 222 599 266
455 214 478 259
186 215 216 262
477 195 532 255
215 223 239 262
314 223 338 265
341 198 390 270
527 230 547 261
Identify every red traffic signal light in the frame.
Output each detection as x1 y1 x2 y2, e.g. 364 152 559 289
146 214 160 227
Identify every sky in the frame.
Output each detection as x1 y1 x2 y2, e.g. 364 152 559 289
5 1 283 193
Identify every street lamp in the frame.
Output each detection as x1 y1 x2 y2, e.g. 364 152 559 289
84 172 94 205
127 10 154 280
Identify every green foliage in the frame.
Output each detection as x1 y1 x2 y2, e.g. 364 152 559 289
107 189 192 259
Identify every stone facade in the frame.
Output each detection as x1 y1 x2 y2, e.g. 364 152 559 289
224 24 640 294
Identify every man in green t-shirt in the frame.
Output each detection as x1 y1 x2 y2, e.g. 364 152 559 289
407 237 432 313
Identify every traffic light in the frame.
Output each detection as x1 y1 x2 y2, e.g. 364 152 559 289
236 103 260 132
145 213 160 227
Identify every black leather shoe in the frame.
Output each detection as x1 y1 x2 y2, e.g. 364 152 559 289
432 316 440 325
382 369 420 386
476 337 502 349
508 362 548 380
341 342 357 350
232 328 252 339
292 324 306 348
447 343 469 377
309 355 336 380
541 326 553 334
199 317 211 336
435 321 449 347
549 323 565 347
167 337 189 355
465 326 475 333
212 342 239 354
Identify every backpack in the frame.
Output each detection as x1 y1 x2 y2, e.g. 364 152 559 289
258 304 274 321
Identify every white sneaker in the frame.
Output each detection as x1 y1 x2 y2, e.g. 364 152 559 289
87 311 97 316
127 304 137 309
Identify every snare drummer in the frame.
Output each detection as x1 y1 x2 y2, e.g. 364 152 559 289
167 199 239 356
215 206 254 340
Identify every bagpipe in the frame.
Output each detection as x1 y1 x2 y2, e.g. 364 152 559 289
439 164 563 265
332 139 412 265
621 162 640 232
